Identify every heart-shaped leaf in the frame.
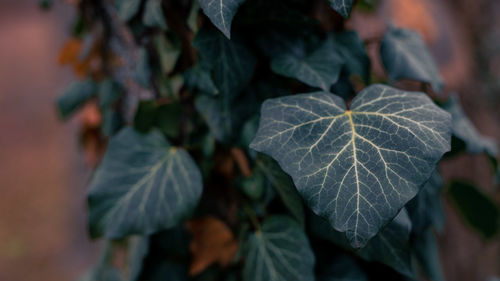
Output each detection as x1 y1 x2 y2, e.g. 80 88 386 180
243 216 315 281
250 84 451 247
199 0 245 38
88 128 203 239
271 36 343 91
380 25 443 93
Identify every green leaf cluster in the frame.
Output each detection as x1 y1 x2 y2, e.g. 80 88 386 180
55 0 500 280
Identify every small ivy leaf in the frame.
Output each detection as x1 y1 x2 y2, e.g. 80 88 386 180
312 209 413 278
413 229 445 281
57 79 97 119
143 0 168 30
88 127 203 239
187 0 200 33
443 94 498 159
243 216 315 281
406 170 445 234
317 255 368 281
198 0 245 39
257 155 305 226
250 84 451 248
154 35 181 76
184 64 218 96
116 0 141 22
332 31 371 84
328 0 355 18
271 36 344 91
193 28 256 102
447 181 500 239
380 25 443 93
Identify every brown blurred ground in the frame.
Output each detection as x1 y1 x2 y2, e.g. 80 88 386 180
0 1 98 281
0 0 498 281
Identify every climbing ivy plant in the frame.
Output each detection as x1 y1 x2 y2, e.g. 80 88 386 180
53 0 500 280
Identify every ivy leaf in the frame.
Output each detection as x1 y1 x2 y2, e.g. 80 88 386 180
271 36 344 91
88 127 203 239
443 95 498 158
447 181 500 239
250 84 451 247
243 216 315 281
198 0 245 38
193 29 255 102
143 0 168 30
57 79 96 119
154 35 181 75
184 64 218 96
406 170 445 234
327 0 355 18
331 31 371 83
256 156 305 226
380 25 443 93
312 209 413 277
317 255 368 281
413 230 445 281
116 0 141 22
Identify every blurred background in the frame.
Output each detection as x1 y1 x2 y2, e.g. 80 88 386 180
0 0 498 281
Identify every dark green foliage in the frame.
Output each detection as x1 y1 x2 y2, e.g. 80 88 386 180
381 24 443 93
55 0 499 280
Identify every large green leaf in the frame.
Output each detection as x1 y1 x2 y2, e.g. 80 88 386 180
331 31 371 83
406 170 445 234
443 95 498 157
116 0 141 21
271 36 344 91
193 29 255 101
88 128 203 239
256 156 305 226
380 25 443 93
250 84 451 247
243 216 315 281
57 79 96 119
143 0 168 30
328 0 355 18
447 181 500 238
312 209 413 277
198 0 245 38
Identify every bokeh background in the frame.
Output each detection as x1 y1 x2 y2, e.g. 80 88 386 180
0 0 498 280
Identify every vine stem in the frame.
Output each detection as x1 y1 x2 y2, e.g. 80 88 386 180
243 202 261 232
